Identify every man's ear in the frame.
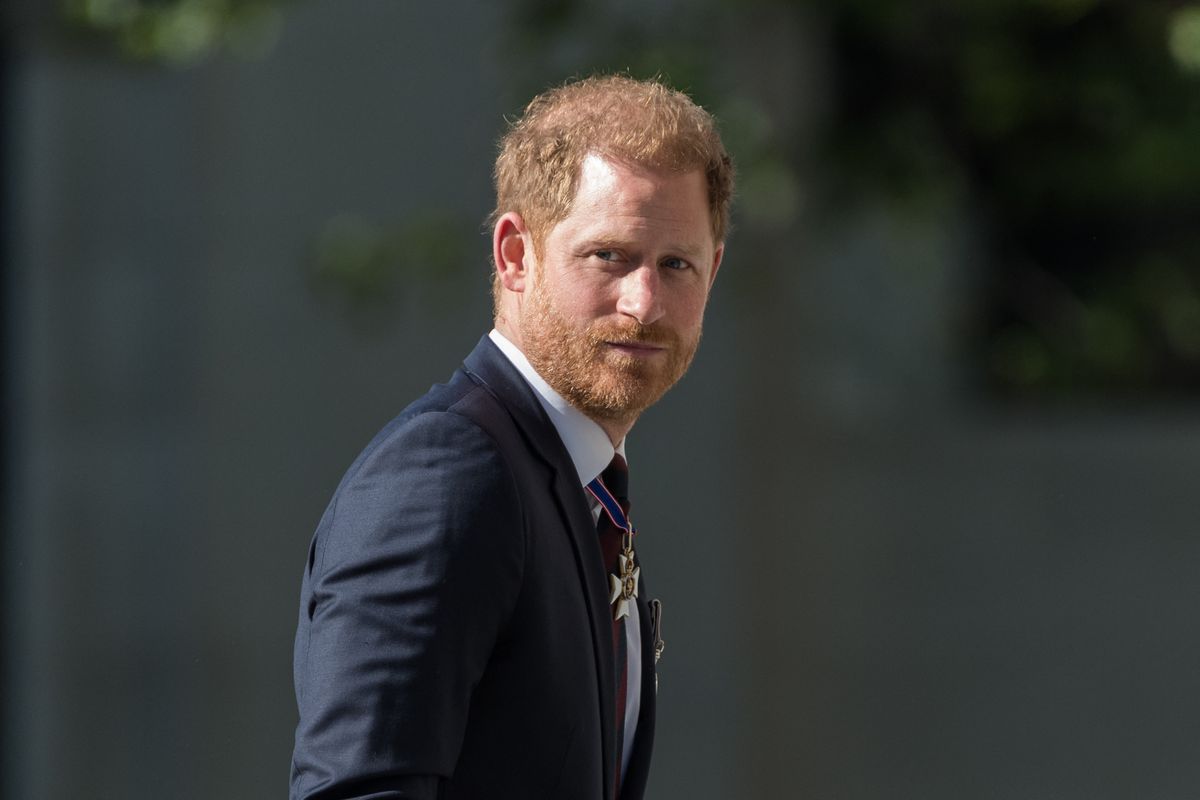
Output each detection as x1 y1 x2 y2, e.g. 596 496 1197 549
707 242 725 291
493 212 533 293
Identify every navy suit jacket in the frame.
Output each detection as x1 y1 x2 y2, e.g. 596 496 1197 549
291 337 657 800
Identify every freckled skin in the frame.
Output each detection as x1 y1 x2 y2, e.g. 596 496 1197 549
494 154 724 444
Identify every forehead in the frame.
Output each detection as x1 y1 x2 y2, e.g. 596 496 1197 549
579 153 620 190
564 154 711 233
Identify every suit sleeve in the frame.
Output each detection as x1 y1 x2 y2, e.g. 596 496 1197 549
290 410 525 800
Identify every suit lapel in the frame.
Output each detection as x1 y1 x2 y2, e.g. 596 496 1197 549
462 336 619 800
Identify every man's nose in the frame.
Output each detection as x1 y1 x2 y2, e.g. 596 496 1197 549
615 265 665 325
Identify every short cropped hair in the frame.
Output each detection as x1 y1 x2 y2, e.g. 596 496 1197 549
489 74 734 272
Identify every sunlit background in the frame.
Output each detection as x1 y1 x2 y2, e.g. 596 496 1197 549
5 1 1200 797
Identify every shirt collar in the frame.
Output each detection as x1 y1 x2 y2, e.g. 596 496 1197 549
489 328 623 487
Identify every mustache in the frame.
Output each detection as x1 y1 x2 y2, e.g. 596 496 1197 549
589 321 678 347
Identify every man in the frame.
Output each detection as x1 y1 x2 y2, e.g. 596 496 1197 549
291 74 734 800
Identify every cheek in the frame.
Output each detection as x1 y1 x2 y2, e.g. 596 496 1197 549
566 278 620 316
541 279 611 324
667 287 710 326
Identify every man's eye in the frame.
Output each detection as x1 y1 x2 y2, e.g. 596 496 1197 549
661 257 689 271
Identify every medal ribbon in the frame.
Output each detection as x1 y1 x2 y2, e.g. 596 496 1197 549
586 477 635 536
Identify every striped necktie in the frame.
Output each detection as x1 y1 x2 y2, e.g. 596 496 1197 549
595 454 631 798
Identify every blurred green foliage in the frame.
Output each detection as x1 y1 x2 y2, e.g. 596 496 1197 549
308 212 475 318
61 0 1200 394
811 0 1200 396
59 0 287 64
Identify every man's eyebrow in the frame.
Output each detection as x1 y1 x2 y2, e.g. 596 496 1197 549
578 237 707 258
578 237 627 251
664 242 706 259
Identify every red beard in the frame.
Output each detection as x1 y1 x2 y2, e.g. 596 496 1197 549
520 288 700 424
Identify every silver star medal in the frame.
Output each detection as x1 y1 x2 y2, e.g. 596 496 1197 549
609 546 640 621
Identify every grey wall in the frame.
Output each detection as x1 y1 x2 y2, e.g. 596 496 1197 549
5 3 508 797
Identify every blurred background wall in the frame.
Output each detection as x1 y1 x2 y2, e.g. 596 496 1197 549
4 1 1200 798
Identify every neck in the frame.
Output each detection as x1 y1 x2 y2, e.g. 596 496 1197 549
493 317 635 448
596 416 634 448
494 316 521 349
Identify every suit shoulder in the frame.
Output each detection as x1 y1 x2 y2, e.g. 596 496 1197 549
349 376 515 482
315 387 525 550
343 401 517 505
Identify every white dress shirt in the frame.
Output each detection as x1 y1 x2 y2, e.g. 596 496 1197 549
488 329 643 779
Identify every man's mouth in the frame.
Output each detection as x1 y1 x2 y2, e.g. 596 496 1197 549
604 340 667 356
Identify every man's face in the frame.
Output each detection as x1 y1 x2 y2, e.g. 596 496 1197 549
518 154 724 427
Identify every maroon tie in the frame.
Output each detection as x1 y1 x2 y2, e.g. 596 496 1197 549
595 455 630 798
